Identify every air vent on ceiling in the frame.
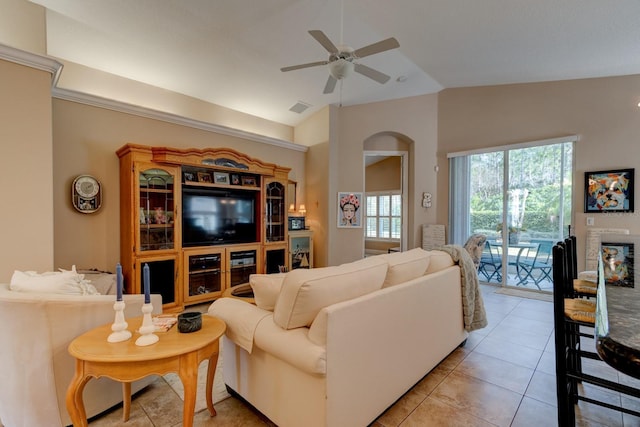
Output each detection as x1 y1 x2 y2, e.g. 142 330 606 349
289 101 311 114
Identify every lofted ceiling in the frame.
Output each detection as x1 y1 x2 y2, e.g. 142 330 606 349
31 0 640 127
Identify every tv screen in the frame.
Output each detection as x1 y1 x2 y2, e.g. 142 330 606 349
182 188 257 246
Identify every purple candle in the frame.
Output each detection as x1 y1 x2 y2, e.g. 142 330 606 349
143 264 151 304
116 263 123 301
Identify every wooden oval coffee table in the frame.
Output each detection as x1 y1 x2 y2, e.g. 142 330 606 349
65 315 226 427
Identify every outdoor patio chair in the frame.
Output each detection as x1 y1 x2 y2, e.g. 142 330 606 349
478 240 502 283
515 239 553 289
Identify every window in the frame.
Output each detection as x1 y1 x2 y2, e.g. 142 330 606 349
366 192 401 240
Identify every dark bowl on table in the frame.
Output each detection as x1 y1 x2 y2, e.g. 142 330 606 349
177 312 202 333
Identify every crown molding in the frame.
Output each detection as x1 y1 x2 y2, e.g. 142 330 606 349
52 87 306 152
0 43 306 152
0 43 62 85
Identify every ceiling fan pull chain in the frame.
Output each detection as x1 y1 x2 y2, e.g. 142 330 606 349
340 0 344 45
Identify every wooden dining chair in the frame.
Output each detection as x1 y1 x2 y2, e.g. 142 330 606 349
553 240 640 426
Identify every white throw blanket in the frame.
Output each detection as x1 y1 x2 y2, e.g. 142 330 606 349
208 297 272 353
437 245 488 332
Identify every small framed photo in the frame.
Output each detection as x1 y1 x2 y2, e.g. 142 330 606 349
584 168 634 213
183 172 196 182
197 172 212 183
213 172 230 184
231 174 241 185
241 176 257 186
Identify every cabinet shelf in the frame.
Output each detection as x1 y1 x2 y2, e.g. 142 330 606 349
184 181 260 191
141 224 174 229
230 263 256 270
141 188 173 194
189 268 221 275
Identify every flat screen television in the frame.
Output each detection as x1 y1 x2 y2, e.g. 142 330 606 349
182 187 257 247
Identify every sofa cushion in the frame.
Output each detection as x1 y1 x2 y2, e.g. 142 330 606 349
10 267 98 295
273 257 388 330
424 250 455 274
380 248 430 287
249 273 286 311
254 318 327 375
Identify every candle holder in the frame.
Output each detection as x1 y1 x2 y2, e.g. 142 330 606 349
107 300 132 343
135 302 159 346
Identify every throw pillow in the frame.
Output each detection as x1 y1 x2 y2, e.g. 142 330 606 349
273 256 388 330
380 248 431 287
10 266 99 295
249 273 286 311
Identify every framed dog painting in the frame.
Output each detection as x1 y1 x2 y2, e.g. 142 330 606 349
601 241 634 287
584 168 634 213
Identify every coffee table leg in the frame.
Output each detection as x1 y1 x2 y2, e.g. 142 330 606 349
206 351 220 416
66 367 91 427
122 381 132 421
179 355 199 427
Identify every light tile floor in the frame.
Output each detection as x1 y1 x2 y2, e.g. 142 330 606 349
88 284 640 426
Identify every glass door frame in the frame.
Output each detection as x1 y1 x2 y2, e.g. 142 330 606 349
448 135 576 291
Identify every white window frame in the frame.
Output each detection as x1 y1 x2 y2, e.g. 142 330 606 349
365 190 402 242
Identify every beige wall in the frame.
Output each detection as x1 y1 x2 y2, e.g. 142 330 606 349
0 0 46 54
326 94 439 265
0 59 54 281
438 75 640 271
366 155 401 191
52 99 306 272
56 60 294 143
293 107 330 267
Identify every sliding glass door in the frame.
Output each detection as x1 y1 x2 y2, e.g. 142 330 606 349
449 138 574 292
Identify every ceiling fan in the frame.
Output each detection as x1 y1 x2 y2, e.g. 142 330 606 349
280 29 400 94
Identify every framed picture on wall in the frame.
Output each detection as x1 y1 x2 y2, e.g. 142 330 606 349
241 176 257 186
197 172 212 183
584 168 634 213
337 192 362 228
601 241 634 287
213 172 229 184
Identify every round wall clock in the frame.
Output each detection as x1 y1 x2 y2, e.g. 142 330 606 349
72 174 102 213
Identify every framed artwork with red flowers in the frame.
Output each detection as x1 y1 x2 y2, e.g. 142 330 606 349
337 192 362 228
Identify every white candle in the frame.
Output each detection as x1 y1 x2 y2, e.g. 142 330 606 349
116 263 123 301
143 264 150 304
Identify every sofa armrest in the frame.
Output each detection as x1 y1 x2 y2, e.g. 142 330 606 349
208 297 271 353
0 288 162 427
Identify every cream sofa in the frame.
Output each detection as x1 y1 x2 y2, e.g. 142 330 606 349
209 248 483 427
0 283 162 427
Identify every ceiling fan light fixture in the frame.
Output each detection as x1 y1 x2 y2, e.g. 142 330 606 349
329 59 354 80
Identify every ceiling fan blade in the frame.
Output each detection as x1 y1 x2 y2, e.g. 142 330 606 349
309 30 339 54
323 75 338 94
354 63 391 84
353 37 400 58
281 60 328 72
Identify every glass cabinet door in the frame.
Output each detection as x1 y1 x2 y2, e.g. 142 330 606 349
137 257 176 306
138 167 175 252
185 250 223 301
265 181 285 242
228 247 258 287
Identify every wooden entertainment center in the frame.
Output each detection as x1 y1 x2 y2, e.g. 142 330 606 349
117 144 291 312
